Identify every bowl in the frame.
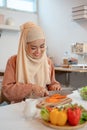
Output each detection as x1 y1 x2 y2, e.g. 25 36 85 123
80 86 87 100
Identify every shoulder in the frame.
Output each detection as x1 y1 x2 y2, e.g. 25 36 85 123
7 55 17 67
47 57 55 71
47 57 54 66
8 55 17 62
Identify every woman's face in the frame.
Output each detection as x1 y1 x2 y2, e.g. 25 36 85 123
26 39 46 59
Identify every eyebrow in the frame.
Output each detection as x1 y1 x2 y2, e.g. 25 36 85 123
30 43 45 47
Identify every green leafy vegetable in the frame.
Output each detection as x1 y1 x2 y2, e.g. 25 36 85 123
80 86 87 100
80 111 87 124
40 107 50 121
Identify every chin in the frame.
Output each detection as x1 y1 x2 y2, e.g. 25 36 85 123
33 56 41 59
33 55 42 59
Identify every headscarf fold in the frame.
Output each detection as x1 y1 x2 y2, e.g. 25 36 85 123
16 22 51 87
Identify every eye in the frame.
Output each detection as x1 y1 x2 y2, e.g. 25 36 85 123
31 47 37 50
40 44 45 49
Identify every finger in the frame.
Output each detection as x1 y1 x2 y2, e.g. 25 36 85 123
53 85 58 90
44 90 49 96
59 87 62 90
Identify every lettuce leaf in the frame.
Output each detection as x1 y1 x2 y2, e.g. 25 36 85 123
40 107 50 121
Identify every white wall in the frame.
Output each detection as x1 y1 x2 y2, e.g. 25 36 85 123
38 0 87 65
0 8 38 71
1 0 87 71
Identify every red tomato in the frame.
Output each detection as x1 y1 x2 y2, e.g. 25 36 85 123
46 106 53 112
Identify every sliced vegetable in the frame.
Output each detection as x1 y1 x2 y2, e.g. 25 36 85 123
45 98 61 103
45 94 67 103
50 94 67 99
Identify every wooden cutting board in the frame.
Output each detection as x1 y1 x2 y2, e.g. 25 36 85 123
36 97 72 108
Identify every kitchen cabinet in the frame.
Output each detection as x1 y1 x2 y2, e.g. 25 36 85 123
72 5 87 20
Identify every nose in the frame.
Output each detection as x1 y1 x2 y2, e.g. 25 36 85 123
36 47 41 53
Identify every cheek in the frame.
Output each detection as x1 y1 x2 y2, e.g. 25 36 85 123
41 50 45 54
29 49 33 54
26 47 33 55
42 49 46 54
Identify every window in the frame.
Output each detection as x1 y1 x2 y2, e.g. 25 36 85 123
0 0 37 13
0 0 5 7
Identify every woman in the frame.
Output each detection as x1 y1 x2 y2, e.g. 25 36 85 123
1 22 61 103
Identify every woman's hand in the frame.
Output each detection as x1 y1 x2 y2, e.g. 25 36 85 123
32 85 49 97
48 83 62 91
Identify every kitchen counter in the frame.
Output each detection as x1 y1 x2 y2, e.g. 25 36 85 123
55 66 87 72
0 90 87 130
55 67 87 87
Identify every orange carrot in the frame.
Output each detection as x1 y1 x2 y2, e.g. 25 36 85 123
50 94 67 99
46 106 53 112
45 94 67 103
45 98 61 103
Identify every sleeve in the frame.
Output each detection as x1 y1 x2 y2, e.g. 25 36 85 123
1 56 33 103
47 58 61 89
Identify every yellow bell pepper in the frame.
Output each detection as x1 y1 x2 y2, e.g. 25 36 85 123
50 108 59 125
57 110 67 126
50 108 67 126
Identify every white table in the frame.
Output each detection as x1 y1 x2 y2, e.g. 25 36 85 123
0 90 87 130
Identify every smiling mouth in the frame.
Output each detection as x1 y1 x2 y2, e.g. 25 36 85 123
35 53 41 57
34 54 42 59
